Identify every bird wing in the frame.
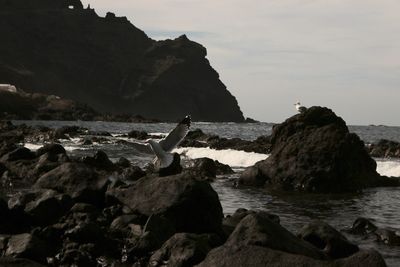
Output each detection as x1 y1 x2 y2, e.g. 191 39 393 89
159 115 191 152
127 141 153 154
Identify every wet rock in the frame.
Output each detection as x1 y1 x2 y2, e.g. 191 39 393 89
368 139 400 159
58 248 96 267
0 258 45 267
225 212 325 260
191 158 217 178
117 157 131 168
128 130 149 140
82 138 93 145
108 173 223 234
81 150 115 171
298 221 359 258
240 106 397 192
374 228 400 246
88 130 112 136
110 214 141 234
34 162 109 205
2 147 35 161
197 245 386 267
149 233 221 267
35 143 66 157
222 209 280 237
0 162 7 176
54 126 84 139
23 190 73 226
5 233 49 263
65 222 104 243
215 160 234 175
121 166 146 182
335 249 387 267
348 217 378 235
158 153 182 177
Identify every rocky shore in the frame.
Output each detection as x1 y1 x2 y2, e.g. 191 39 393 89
0 113 398 266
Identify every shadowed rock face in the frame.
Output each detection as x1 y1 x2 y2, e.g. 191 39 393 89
0 0 244 122
239 106 398 192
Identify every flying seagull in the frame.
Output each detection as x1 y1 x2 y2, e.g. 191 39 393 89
146 115 191 170
294 101 307 113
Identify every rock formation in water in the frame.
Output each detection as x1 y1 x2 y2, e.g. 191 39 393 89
239 106 399 192
0 0 244 122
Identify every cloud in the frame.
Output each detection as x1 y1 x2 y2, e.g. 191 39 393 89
82 0 400 125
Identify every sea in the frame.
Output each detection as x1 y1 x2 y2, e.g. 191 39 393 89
16 120 400 266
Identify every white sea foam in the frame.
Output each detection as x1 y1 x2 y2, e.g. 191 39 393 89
23 143 42 151
376 159 400 177
173 147 269 167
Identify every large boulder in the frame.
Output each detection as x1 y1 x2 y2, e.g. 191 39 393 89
196 246 386 267
34 163 108 204
149 233 220 267
197 212 385 267
107 173 223 234
5 233 50 263
239 106 397 192
298 221 359 259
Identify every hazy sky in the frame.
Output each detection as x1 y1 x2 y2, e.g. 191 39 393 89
82 0 400 125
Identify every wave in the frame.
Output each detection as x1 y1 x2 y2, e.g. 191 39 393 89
24 142 89 152
376 159 400 177
173 147 269 167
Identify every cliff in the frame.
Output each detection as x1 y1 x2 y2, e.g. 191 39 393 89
0 0 244 122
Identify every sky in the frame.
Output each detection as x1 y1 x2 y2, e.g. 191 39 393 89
81 0 400 126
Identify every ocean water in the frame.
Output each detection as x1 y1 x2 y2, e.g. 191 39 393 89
16 120 400 266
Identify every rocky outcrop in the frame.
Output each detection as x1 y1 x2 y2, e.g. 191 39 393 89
239 106 399 192
368 139 400 159
197 211 386 267
0 0 244 122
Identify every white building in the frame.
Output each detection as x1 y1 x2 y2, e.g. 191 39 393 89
0 84 17 93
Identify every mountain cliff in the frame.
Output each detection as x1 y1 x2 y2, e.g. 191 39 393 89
0 0 244 122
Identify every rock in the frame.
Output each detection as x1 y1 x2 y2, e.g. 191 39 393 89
239 106 397 192
128 130 149 140
374 228 400 246
35 143 66 157
34 163 109 205
368 139 400 159
191 158 217 178
81 150 115 171
0 258 45 267
65 222 104 244
23 190 73 226
196 246 386 267
158 153 183 177
2 147 35 161
214 160 234 175
0 4 244 122
121 166 146 182
54 126 84 139
149 233 221 267
107 173 223 234
335 249 387 267
298 221 359 258
5 233 49 263
222 209 279 237
348 217 378 235
117 157 131 168
225 212 325 260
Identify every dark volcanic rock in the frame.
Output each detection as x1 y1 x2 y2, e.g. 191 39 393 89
5 233 50 263
2 147 35 161
239 106 397 192
34 162 108 204
197 246 386 267
35 144 66 157
0 1 244 122
0 258 45 267
298 221 359 259
368 139 400 159
149 233 220 267
348 217 378 235
107 173 223 234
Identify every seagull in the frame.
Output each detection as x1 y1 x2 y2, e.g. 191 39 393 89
294 101 307 113
146 115 191 170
